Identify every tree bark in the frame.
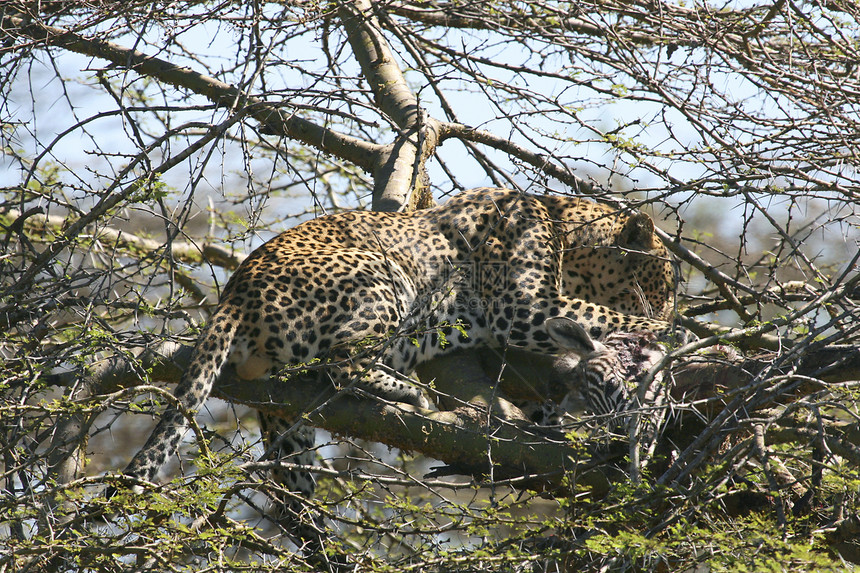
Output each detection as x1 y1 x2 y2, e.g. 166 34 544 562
339 0 440 211
50 337 860 491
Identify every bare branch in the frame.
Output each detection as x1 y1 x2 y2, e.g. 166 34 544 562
0 13 381 172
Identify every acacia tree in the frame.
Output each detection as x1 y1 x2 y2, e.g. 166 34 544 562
1 1 859 571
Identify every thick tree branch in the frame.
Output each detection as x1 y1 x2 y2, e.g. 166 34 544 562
339 0 420 132
49 336 860 491
217 371 615 491
63 341 610 491
338 0 441 211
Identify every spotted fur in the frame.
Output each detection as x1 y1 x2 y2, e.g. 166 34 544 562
123 187 680 537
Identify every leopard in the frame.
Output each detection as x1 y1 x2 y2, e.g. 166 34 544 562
121 187 682 546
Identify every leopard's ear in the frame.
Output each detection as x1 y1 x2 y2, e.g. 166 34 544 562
618 213 657 250
545 317 596 356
